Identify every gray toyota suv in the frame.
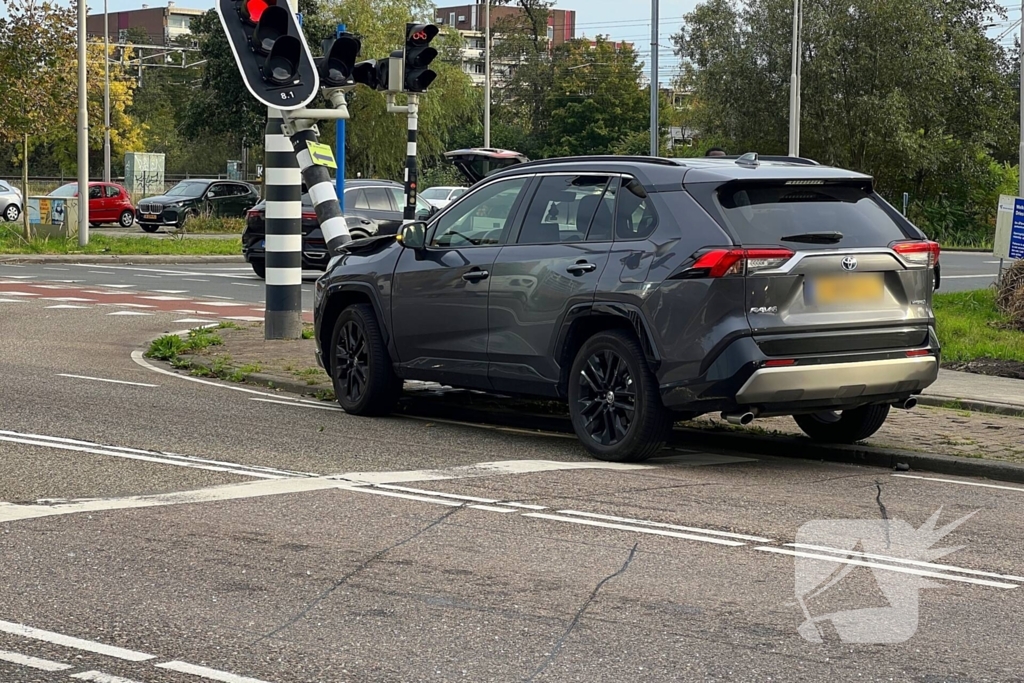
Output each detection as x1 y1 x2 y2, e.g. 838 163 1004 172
313 152 940 462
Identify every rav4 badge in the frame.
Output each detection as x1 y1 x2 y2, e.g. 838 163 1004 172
750 306 778 314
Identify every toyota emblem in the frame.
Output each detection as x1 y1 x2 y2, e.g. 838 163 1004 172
841 256 858 271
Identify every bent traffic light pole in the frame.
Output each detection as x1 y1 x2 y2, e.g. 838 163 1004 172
264 108 303 340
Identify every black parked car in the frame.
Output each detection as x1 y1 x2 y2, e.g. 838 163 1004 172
313 152 942 462
241 179 437 278
137 179 260 233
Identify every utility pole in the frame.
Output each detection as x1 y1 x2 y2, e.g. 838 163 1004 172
484 0 491 148
649 0 659 157
788 0 802 157
103 0 111 183
78 0 89 246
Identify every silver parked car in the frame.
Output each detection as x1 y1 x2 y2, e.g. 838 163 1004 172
419 185 466 209
0 180 22 222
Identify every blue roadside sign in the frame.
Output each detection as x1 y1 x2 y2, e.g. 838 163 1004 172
1012 198 1024 259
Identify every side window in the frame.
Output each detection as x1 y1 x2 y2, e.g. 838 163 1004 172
517 175 611 245
351 189 370 210
88 186 102 199
105 185 121 198
364 187 392 211
388 187 405 211
614 178 658 240
207 184 227 198
431 177 528 248
451 188 466 200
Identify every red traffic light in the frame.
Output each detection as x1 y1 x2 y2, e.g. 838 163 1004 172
406 23 438 45
240 0 272 24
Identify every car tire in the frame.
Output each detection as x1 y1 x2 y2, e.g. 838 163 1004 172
140 224 159 233
793 404 891 443
118 210 134 228
3 204 20 222
330 303 401 416
250 260 266 279
567 329 672 462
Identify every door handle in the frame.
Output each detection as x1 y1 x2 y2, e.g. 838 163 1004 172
462 269 489 282
566 261 597 275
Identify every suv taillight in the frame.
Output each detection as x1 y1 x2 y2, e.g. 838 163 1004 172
302 211 317 221
689 248 795 277
891 240 940 268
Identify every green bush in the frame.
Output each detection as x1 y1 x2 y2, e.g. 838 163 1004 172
145 335 187 360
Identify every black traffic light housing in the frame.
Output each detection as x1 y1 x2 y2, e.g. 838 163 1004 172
351 60 381 90
317 32 361 88
403 23 439 93
217 0 319 110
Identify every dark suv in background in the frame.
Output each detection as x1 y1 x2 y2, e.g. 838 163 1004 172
241 179 436 278
137 179 260 233
313 153 940 461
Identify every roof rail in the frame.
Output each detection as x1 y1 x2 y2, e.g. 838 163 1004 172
718 154 819 166
510 155 682 171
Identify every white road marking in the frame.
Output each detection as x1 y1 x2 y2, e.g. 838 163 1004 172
107 303 155 308
29 284 66 289
71 671 145 683
338 485 463 506
893 473 1024 493
152 289 189 293
942 274 997 279
183 278 209 282
334 459 651 485
57 374 158 388
89 271 114 274
156 661 272 683
756 547 1018 589
199 294 233 300
107 311 153 316
231 282 259 287
46 305 90 309
135 274 162 279
523 513 747 546
226 316 264 322
81 290 127 295
4 275 35 278
0 430 311 480
785 543 1024 582
469 504 518 513
0 649 72 671
173 318 218 324
41 297 96 302
192 301 246 307
375 484 503 504
0 620 155 661
502 502 548 510
249 398 343 411
0 291 38 296
555 510 773 542
139 295 190 301
97 284 135 288
42 267 69 271
0 298 26 303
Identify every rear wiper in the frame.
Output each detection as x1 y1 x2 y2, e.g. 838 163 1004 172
781 231 843 244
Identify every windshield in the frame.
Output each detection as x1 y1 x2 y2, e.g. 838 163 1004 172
420 188 449 200
696 181 911 248
166 182 208 197
50 184 79 197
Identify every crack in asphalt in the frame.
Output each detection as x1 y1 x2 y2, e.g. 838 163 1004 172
875 480 892 548
524 542 639 682
254 506 461 643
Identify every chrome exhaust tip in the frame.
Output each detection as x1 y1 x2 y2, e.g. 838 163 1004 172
723 410 756 426
894 397 918 410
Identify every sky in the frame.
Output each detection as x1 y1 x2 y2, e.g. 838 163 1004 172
14 0 1024 86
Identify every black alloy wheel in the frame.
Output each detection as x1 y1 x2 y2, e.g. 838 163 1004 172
577 349 636 446
335 319 369 405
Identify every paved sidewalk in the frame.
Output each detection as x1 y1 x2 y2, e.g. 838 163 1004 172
166 324 1024 465
922 369 1024 413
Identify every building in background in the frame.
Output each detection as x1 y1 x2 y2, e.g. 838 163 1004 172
86 1 205 46
435 2 576 87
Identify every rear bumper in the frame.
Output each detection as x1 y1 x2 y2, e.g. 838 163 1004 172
735 356 937 404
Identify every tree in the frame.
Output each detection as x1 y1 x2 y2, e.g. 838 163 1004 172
674 0 1017 245
0 0 76 235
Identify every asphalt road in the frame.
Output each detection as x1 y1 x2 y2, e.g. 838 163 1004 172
0 270 1022 682
939 250 1005 292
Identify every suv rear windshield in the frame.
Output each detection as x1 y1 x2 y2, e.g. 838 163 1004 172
694 181 911 248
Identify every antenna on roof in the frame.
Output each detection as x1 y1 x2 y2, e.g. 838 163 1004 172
735 152 759 168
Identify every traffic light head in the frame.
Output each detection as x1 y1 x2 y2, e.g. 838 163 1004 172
403 23 439 93
317 33 361 88
216 0 318 110
351 59 380 90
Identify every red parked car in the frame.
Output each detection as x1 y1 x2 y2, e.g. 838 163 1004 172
49 182 136 228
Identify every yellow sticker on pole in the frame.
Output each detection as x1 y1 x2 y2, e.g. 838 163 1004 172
306 141 337 169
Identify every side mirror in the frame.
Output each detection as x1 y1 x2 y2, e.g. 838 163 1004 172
396 221 427 249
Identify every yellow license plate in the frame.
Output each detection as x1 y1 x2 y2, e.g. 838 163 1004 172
808 273 884 305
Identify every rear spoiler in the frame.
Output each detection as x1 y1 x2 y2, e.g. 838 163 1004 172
719 154 820 166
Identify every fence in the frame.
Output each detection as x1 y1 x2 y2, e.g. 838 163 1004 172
0 173 263 204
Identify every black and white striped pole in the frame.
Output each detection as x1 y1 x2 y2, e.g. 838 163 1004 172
264 107 304 340
287 118 351 254
402 94 420 224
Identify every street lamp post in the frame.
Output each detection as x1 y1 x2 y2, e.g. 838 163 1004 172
78 0 89 246
103 0 111 183
484 0 491 148
650 0 659 156
788 0 802 157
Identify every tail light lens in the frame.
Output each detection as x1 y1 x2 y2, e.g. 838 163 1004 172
302 210 317 221
688 248 795 278
246 208 259 218
892 240 940 268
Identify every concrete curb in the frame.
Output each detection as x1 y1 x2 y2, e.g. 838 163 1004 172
0 254 245 264
917 394 1024 417
172 349 1024 485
